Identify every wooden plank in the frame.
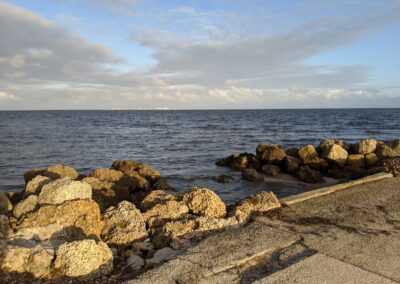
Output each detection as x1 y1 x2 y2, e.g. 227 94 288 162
280 172 393 206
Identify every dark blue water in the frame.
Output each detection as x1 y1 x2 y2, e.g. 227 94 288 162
0 109 399 203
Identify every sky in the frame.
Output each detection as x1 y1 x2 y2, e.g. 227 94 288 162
0 0 399 110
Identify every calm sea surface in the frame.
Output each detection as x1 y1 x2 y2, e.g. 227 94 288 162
1 109 399 204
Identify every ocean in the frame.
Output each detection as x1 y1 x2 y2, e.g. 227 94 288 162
1 109 399 204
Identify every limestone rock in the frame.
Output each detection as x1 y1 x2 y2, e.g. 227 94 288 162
322 144 348 167
298 144 318 162
54 240 113 279
261 164 281 177
0 214 9 239
140 190 177 211
150 219 197 249
285 148 299 157
284 156 301 173
25 175 51 196
365 153 379 168
126 171 150 190
82 177 129 212
242 168 264 182
346 154 365 168
0 244 53 278
13 195 38 219
215 155 235 167
183 187 226 218
24 165 79 183
102 201 148 246
111 160 143 174
137 164 161 185
304 157 330 172
38 178 92 205
0 192 12 215
146 247 179 265
143 201 189 224
232 192 281 222
318 139 350 153
354 139 377 155
256 144 286 165
375 139 400 159
111 160 159 186
295 166 325 184
89 168 124 182
127 254 145 270
15 199 104 243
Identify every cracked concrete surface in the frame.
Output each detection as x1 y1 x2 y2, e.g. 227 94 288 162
126 177 400 283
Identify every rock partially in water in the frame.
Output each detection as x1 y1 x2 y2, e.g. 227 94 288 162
137 164 161 185
212 174 234 184
0 192 12 215
322 144 348 167
38 178 92 206
354 139 377 155
25 175 51 196
82 177 130 212
295 166 325 184
346 154 365 168
89 168 124 183
318 139 350 153
284 156 301 174
54 239 113 279
15 199 104 244
111 160 159 187
261 164 281 177
102 201 148 246
1 244 53 278
285 148 299 158
140 190 178 211
232 191 281 222
13 195 38 219
183 187 226 218
242 168 264 182
298 144 319 162
24 165 79 183
256 144 286 165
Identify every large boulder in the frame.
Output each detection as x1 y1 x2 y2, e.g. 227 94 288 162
25 175 51 196
285 148 299 157
54 240 113 279
140 190 178 211
375 139 400 159
182 187 226 218
136 164 161 185
365 153 379 168
260 164 281 177
0 192 12 215
89 168 124 182
354 139 377 155
150 218 197 249
111 160 160 185
15 199 104 244
346 154 365 168
82 177 129 212
231 154 250 170
318 139 350 153
101 201 148 246
242 168 264 182
295 166 325 184
284 156 301 173
322 144 348 167
304 157 330 172
232 191 281 222
256 144 286 165
1 244 53 278
24 165 79 183
142 201 189 225
13 195 38 219
298 144 318 162
38 178 92 206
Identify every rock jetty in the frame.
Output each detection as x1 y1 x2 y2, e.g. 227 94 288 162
216 138 400 183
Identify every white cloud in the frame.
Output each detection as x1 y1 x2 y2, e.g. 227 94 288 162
0 91 19 100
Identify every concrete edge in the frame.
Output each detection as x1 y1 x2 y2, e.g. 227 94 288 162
279 172 393 206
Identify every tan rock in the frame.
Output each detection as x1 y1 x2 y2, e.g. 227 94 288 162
376 139 400 159
13 195 38 219
54 240 113 279
126 171 150 190
1 244 53 278
261 164 281 177
365 153 379 168
137 164 161 185
354 139 377 155
102 201 148 246
89 168 124 182
295 166 325 184
25 175 51 196
346 154 365 168
0 192 12 215
256 144 286 164
111 159 143 174
298 144 318 162
318 139 350 153
111 160 158 187
38 178 92 205
150 219 197 249
322 144 348 167
143 201 189 224
0 214 9 239
24 165 79 183
82 177 130 212
183 187 226 218
284 156 301 173
304 157 330 172
140 190 177 211
15 199 104 243
232 192 281 222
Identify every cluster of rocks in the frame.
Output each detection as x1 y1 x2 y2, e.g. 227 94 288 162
0 161 282 282
217 138 400 184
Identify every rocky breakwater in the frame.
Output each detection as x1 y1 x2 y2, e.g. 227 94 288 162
216 138 400 184
0 161 282 282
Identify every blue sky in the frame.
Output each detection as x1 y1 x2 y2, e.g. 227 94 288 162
0 0 399 109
